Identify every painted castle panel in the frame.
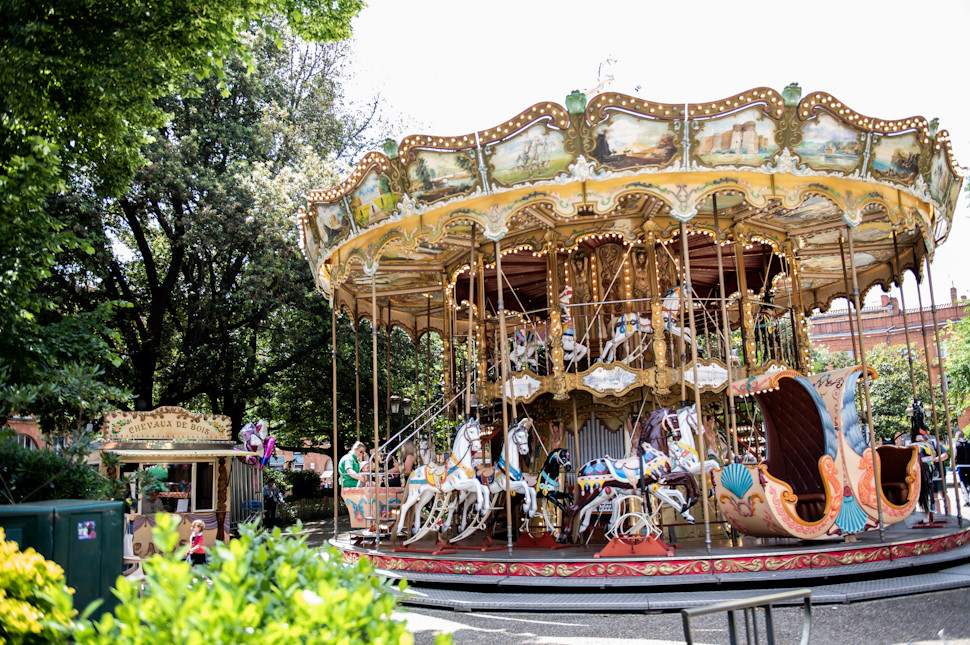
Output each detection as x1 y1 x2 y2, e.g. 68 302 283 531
489 123 572 185
794 113 862 173
589 113 679 171
693 107 778 166
869 133 920 185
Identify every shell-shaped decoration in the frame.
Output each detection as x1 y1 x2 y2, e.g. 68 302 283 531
834 494 869 535
719 463 754 499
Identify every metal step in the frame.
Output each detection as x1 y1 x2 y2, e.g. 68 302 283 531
394 560 970 612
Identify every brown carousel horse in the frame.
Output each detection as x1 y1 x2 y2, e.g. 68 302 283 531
562 409 699 543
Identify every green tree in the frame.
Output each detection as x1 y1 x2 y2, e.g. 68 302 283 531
812 343 944 442
0 0 362 429
944 306 970 418
48 29 391 440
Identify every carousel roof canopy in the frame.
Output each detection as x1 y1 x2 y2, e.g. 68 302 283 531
299 85 964 337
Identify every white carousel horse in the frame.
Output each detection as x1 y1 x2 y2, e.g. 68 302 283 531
664 405 721 476
510 328 543 372
395 417 490 541
509 288 588 370
455 418 538 536
418 436 436 466
559 287 588 366
564 441 697 542
599 286 692 364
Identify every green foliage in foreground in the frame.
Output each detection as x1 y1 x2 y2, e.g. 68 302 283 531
74 513 425 645
0 527 76 645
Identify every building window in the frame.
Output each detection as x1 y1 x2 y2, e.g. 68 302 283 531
15 433 37 450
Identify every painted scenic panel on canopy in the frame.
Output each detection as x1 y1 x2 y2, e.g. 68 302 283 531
794 113 862 173
380 244 445 263
315 202 351 249
693 107 779 167
929 150 953 203
589 113 679 171
765 195 843 227
351 271 430 290
800 251 883 272
801 220 894 247
350 170 398 229
489 123 572 185
869 134 920 186
407 150 477 204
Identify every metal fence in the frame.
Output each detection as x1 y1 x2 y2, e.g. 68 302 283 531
230 459 262 531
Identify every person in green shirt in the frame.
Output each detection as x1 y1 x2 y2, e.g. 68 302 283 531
339 442 367 488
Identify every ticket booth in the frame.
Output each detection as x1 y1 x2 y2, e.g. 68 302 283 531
100 407 257 556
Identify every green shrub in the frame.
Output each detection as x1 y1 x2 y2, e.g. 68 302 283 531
284 469 325 500
0 431 104 504
74 513 424 645
0 527 76 644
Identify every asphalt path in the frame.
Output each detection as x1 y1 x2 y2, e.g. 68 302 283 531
396 588 970 645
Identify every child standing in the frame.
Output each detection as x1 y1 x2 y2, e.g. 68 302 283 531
188 519 207 566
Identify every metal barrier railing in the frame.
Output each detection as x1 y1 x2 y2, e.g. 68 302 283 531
681 588 812 645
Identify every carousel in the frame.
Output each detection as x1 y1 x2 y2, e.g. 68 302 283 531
297 84 968 587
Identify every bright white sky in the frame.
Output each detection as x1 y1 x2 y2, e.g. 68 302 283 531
342 0 969 311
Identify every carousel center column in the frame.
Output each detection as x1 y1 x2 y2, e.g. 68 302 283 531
646 232 670 394
547 237 568 400
441 272 453 420
733 226 757 370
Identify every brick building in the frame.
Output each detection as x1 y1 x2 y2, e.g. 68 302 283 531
809 286 969 427
6 416 44 449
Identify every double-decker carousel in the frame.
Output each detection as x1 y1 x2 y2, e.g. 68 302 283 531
297 84 968 590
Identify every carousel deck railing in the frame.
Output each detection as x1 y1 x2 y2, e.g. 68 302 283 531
681 588 812 645
500 294 791 376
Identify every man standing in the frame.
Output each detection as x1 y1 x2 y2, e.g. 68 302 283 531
339 441 367 488
263 480 282 528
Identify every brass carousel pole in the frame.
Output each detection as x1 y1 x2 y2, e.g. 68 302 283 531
332 290 339 540
465 227 477 418
891 231 920 428
426 296 432 410
916 268 949 517
370 270 380 536
680 221 712 553
838 236 860 363
494 238 515 554
386 303 392 441
846 227 885 538
354 299 361 442
713 199 739 461
926 257 961 525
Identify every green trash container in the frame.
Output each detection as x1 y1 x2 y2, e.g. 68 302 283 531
0 499 124 617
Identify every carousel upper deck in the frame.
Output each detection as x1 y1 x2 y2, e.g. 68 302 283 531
298 84 965 413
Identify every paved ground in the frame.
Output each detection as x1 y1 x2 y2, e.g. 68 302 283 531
396 588 970 645
303 486 970 644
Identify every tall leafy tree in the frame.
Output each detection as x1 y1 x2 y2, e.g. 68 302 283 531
813 343 941 441
53 30 389 438
0 0 362 430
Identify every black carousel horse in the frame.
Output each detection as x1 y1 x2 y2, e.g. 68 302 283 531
533 448 572 537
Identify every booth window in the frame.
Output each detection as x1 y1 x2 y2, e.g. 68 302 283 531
125 461 217 514
195 461 215 511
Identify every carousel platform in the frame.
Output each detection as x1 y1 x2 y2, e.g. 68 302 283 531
331 514 970 608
